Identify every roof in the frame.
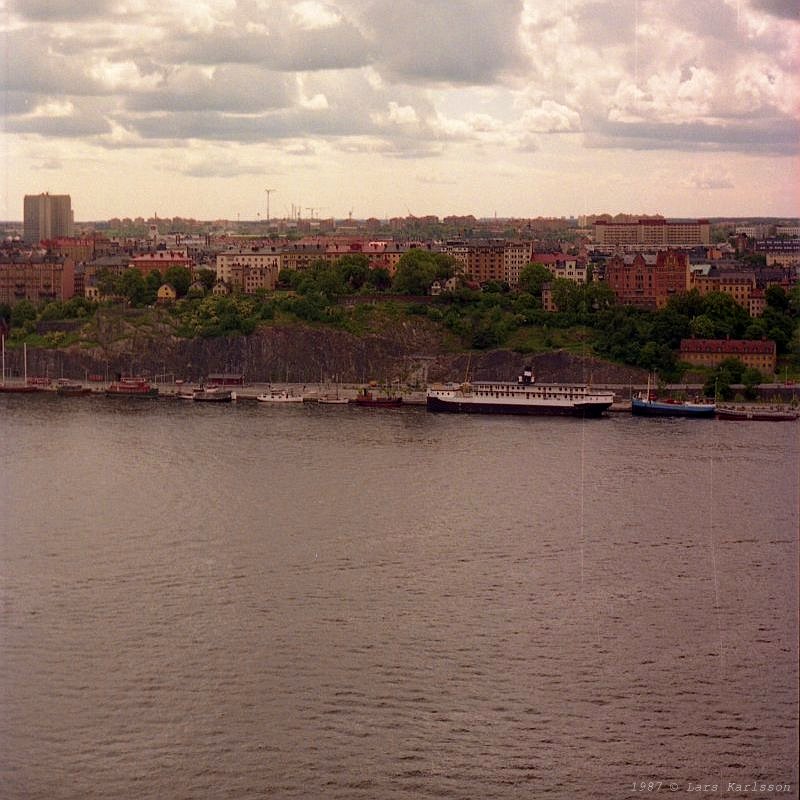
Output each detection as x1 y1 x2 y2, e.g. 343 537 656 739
680 339 776 355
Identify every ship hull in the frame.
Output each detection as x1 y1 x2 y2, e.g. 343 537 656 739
716 408 798 422
631 398 714 418
426 396 611 417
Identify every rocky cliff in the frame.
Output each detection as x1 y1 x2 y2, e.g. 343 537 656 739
9 317 647 386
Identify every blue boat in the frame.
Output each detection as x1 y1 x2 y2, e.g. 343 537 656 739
631 395 716 417
631 377 715 418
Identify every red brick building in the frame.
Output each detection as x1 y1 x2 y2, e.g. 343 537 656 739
604 250 689 309
0 255 75 305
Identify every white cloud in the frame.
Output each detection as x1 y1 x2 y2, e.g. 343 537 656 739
1 0 797 218
290 1 342 30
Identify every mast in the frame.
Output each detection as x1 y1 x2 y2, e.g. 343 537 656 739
1 334 4 386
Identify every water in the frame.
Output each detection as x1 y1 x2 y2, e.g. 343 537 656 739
1 395 798 799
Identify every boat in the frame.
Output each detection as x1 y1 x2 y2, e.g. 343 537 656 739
350 387 403 407
55 379 92 397
256 389 304 403
105 377 159 398
716 405 799 422
318 395 350 404
631 377 715 418
0 342 43 393
179 385 235 402
426 367 614 417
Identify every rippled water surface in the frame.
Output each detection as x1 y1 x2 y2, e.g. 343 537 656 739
1 395 798 799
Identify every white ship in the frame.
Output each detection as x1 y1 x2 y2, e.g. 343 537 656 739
426 367 615 417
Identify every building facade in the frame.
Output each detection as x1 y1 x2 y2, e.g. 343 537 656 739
604 250 689 309
593 219 710 251
0 255 76 305
679 339 777 373
23 193 73 244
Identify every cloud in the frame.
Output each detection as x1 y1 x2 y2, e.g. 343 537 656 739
520 101 581 133
749 0 800 20
126 65 294 113
683 170 735 190
9 0 116 21
584 115 798 155
174 155 262 178
362 0 526 84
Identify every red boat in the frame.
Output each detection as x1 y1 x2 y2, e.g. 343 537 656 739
105 377 158 398
350 387 403 407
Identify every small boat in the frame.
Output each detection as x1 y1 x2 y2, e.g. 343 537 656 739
256 389 304 403
631 376 715 418
318 395 350 404
105 377 159 398
350 387 403 407
716 405 799 422
55 379 92 397
181 385 235 402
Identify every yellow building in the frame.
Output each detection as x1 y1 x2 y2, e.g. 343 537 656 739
679 339 776 373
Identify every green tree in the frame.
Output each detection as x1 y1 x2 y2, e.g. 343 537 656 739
196 269 216 291
145 270 163 302
741 367 763 400
392 250 455 295
337 254 370 291
365 267 392 292
118 269 147 305
164 266 192 297
10 300 36 328
690 314 716 338
518 262 552 298
765 285 789 313
549 278 581 313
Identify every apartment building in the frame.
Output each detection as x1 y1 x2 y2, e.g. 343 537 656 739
129 250 194 276
593 219 710 251
604 250 690 309
679 339 776 373
23 193 73 244
0 255 75 305
216 248 282 291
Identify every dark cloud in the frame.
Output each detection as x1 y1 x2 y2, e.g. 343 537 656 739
126 66 293 114
3 109 112 138
9 0 116 21
584 115 799 155
363 0 526 84
170 13 371 71
121 108 374 143
749 0 800 20
0 31 103 95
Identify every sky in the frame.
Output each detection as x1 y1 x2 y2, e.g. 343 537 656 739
1 0 798 222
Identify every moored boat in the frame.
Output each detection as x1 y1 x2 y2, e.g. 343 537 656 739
350 387 403 407
105 377 158 398
426 367 613 417
256 389 304 403
55 379 93 397
630 375 715 418
183 385 235 402
631 395 716 418
716 405 799 422
0 339 43 392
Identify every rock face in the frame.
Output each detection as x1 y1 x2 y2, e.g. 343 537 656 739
11 321 647 386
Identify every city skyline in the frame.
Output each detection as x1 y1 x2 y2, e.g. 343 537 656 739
1 1 798 222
